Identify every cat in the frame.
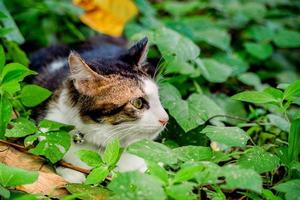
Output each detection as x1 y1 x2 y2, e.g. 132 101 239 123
30 36 169 183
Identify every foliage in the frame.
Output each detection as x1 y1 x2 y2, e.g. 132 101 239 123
0 0 300 199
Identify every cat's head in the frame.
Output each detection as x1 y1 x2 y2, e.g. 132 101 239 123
66 37 169 146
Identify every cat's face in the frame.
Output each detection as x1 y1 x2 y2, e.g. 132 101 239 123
67 38 169 146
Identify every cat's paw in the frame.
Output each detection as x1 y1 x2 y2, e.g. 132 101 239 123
56 167 86 183
116 152 147 172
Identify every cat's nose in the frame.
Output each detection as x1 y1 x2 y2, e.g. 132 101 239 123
159 118 169 125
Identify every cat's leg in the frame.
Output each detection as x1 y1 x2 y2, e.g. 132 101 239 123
56 167 86 183
116 152 147 172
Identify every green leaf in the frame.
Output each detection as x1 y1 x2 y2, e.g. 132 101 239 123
274 29 300 48
0 163 38 187
238 72 262 89
220 165 262 193
146 161 168 185
0 45 5 72
273 179 300 200
29 130 71 163
127 139 177 165
213 53 249 76
172 146 213 162
8 192 39 200
152 27 200 62
264 87 284 100
262 189 283 200
173 165 204 183
76 150 102 168
66 183 112 200
245 25 275 42
102 139 120 167
190 161 221 185
20 84 52 107
1 63 35 87
108 171 166 200
85 165 109 185
4 41 29 66
160 83 224 132
288 119 300 163
231 91 278 104
196 58 232 83
5 118 37 138
267 114 290 132
0 1 24 44
244 42 273 60
194 28 231 51
283 80 300 100
0 185 10 199
0 94 12 138
166 182 196 200
201 126 250 147
38 119 74 132
238 147 280 173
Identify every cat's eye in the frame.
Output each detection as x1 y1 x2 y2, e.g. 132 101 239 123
131 98 144 109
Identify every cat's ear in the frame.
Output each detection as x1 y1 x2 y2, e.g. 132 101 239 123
68 51 100 80
68 52 108 94
125 37 149 67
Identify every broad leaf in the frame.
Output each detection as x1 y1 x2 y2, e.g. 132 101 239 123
76 150 102 168
85 165 109 185
108 171 166 200
244 42 273 60
0 94 12 138
0 163 38 187
213 53 249 76
246 25 275 42
127 139 177 165
283 80 300 100
273 179 300 200
66 183 112 200
102 139 120 167
238 147 280 173
1 63 35 85
166 182 196 200
238 72 262 89
146 161 168 185
231 91 278 104
194 28 230 51
29 130 71 163
5 118 37 138
160 83 224 132
220 165 262 193
274 29 300 48
152 27 200 62
20 84 52 107
201 126 250 147
173 165 204 183
173 146 212 162
196 58 232 83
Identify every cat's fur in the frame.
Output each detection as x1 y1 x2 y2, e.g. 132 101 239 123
30 36 169 183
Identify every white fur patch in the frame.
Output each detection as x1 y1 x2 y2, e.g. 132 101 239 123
56 167 86 183
116 152 147 172
48 59 66 72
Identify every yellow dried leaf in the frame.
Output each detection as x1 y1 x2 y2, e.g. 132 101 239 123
74 0 138 37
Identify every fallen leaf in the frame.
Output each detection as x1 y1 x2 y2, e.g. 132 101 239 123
74 0 138 37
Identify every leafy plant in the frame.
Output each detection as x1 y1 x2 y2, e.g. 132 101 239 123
0 0 300 199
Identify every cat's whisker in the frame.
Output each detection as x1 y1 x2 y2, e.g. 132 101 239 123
102 125 138 146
